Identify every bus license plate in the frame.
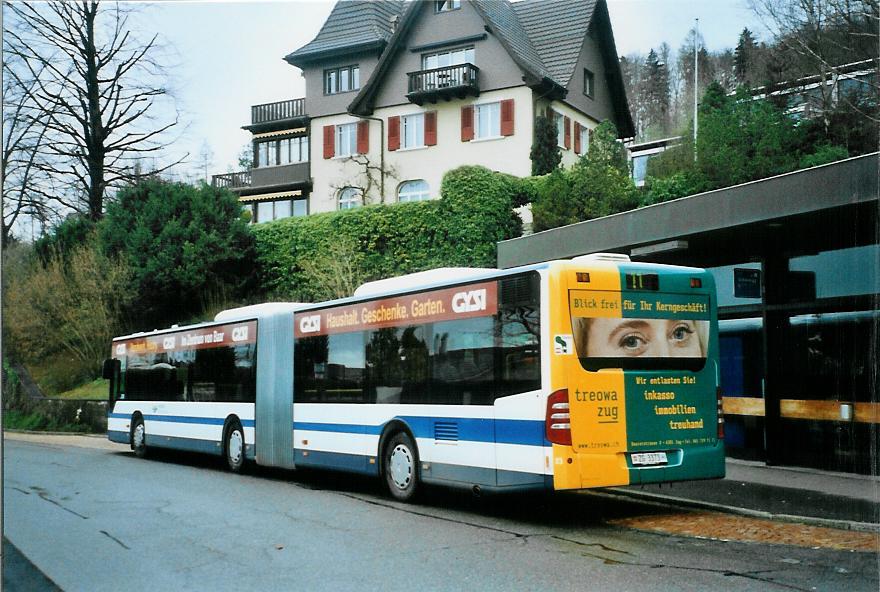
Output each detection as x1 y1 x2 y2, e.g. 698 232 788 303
631 452 668 466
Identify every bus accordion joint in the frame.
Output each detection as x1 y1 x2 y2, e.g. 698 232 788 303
545 389 572 445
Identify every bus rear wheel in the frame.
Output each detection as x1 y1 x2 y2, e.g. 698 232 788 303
131 416 147 458
224 420 245 473
384 432 419 502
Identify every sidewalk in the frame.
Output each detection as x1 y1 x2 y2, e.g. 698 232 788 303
610 458 880 531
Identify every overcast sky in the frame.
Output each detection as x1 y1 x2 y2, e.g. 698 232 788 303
137 0 770 182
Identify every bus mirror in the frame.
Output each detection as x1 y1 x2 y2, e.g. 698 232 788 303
102 359 115 380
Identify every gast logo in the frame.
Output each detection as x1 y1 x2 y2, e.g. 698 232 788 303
452 289 487 313
299 315 321 334
162 337 176 350
115 343 126 356
231 326 249 342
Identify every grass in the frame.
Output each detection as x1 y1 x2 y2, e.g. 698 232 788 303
3 409 90 433
57 378 108 400
27 353 95 396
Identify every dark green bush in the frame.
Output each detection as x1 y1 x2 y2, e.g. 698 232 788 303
98 180 256 326
34 214 96 265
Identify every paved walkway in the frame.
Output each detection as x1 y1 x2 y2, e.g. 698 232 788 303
612 458 880 530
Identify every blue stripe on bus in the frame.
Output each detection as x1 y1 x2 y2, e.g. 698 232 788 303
293 417 546 447
108 412 254 428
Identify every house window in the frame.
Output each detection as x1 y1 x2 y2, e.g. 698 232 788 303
555 112 565 148
325 65 360 95
579 125 589 156
251 199 306 224
584 68 595 98
398 180 430 202
475 102 500 139
335 123 358 157
402 114 425 149
278 136 309 165
435 0 460 13
422 47 474 70
338 187 362 210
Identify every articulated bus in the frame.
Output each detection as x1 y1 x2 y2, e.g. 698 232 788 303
105 254 724 501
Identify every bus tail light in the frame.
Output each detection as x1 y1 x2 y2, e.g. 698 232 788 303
546 389 572 446
716 387 725 440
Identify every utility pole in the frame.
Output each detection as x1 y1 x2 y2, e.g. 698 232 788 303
693 18 699 161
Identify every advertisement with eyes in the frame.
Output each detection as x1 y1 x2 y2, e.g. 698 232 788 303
566 288 716 471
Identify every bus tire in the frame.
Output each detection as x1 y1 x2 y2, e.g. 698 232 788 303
131 415 147 458
224 420 246 474
383 431 419 502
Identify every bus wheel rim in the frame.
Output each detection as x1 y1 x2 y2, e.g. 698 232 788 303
389 444 412 489
133 423 145 448
229 430 243 464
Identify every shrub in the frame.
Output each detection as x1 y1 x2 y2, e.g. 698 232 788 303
530 114 561 175
3 239 132 378
253 166 522 300
798 144 849 169
34 214 96 265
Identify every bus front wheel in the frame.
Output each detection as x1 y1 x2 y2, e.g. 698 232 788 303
131 416 147 458
224 420 246 473
383 432 419 502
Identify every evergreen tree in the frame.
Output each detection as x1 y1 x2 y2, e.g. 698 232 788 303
643 49 670 136
530 115 562 175
734 28 759 87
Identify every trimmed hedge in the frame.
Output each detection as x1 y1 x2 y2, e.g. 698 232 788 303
253 166 523 301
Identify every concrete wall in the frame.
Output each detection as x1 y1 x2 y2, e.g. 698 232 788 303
301 49 383 118
563 23 618 128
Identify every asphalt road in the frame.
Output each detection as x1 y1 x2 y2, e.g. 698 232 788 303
3 436 877 592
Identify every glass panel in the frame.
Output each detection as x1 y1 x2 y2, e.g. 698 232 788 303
465 47 474 64
256 201 274 223
496 273 541 398
326 70 337 94
398 180 430 202
789 246 879 299
325 332 365 403
352 67 360 90
279 139 291 165
301 136 309 162
423 54 438 70
438 52 451 68
432 316 495 405
274 199 291 220
258 142 269 168
340 67 350 92
708 263 763 307
366 326 429 404
293 199 307 217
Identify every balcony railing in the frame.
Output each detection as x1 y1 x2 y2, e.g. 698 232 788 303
251 98 306 125
212 171 251 190
407 64 480 105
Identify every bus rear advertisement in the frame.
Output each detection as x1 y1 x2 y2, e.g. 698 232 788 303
106 254 724 502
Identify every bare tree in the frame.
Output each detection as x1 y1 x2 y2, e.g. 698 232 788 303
330 154 398 205
2 52 52 245
4 1 184 221
748 0 879 124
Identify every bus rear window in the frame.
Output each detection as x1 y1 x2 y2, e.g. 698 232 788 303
569 289 710 371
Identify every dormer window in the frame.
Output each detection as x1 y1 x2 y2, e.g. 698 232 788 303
325 65 360 95
435 0 460 12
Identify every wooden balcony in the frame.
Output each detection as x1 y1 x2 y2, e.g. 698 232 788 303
251 98 306 125
406 64 479 105
212 171 251 190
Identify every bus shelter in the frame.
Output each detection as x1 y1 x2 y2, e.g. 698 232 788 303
498 153 879 474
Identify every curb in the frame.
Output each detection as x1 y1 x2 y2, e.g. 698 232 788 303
3 429 106 438
601 487 880 533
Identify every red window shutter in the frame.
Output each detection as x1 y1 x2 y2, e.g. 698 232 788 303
388 116 400 151
564 116 571 150
357 120 369 154
574 122 581 154
500 99 515 136
425 111 437 146
323 125 335 159
461 105 474 142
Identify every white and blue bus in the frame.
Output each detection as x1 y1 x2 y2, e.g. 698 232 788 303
106 255 724 501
